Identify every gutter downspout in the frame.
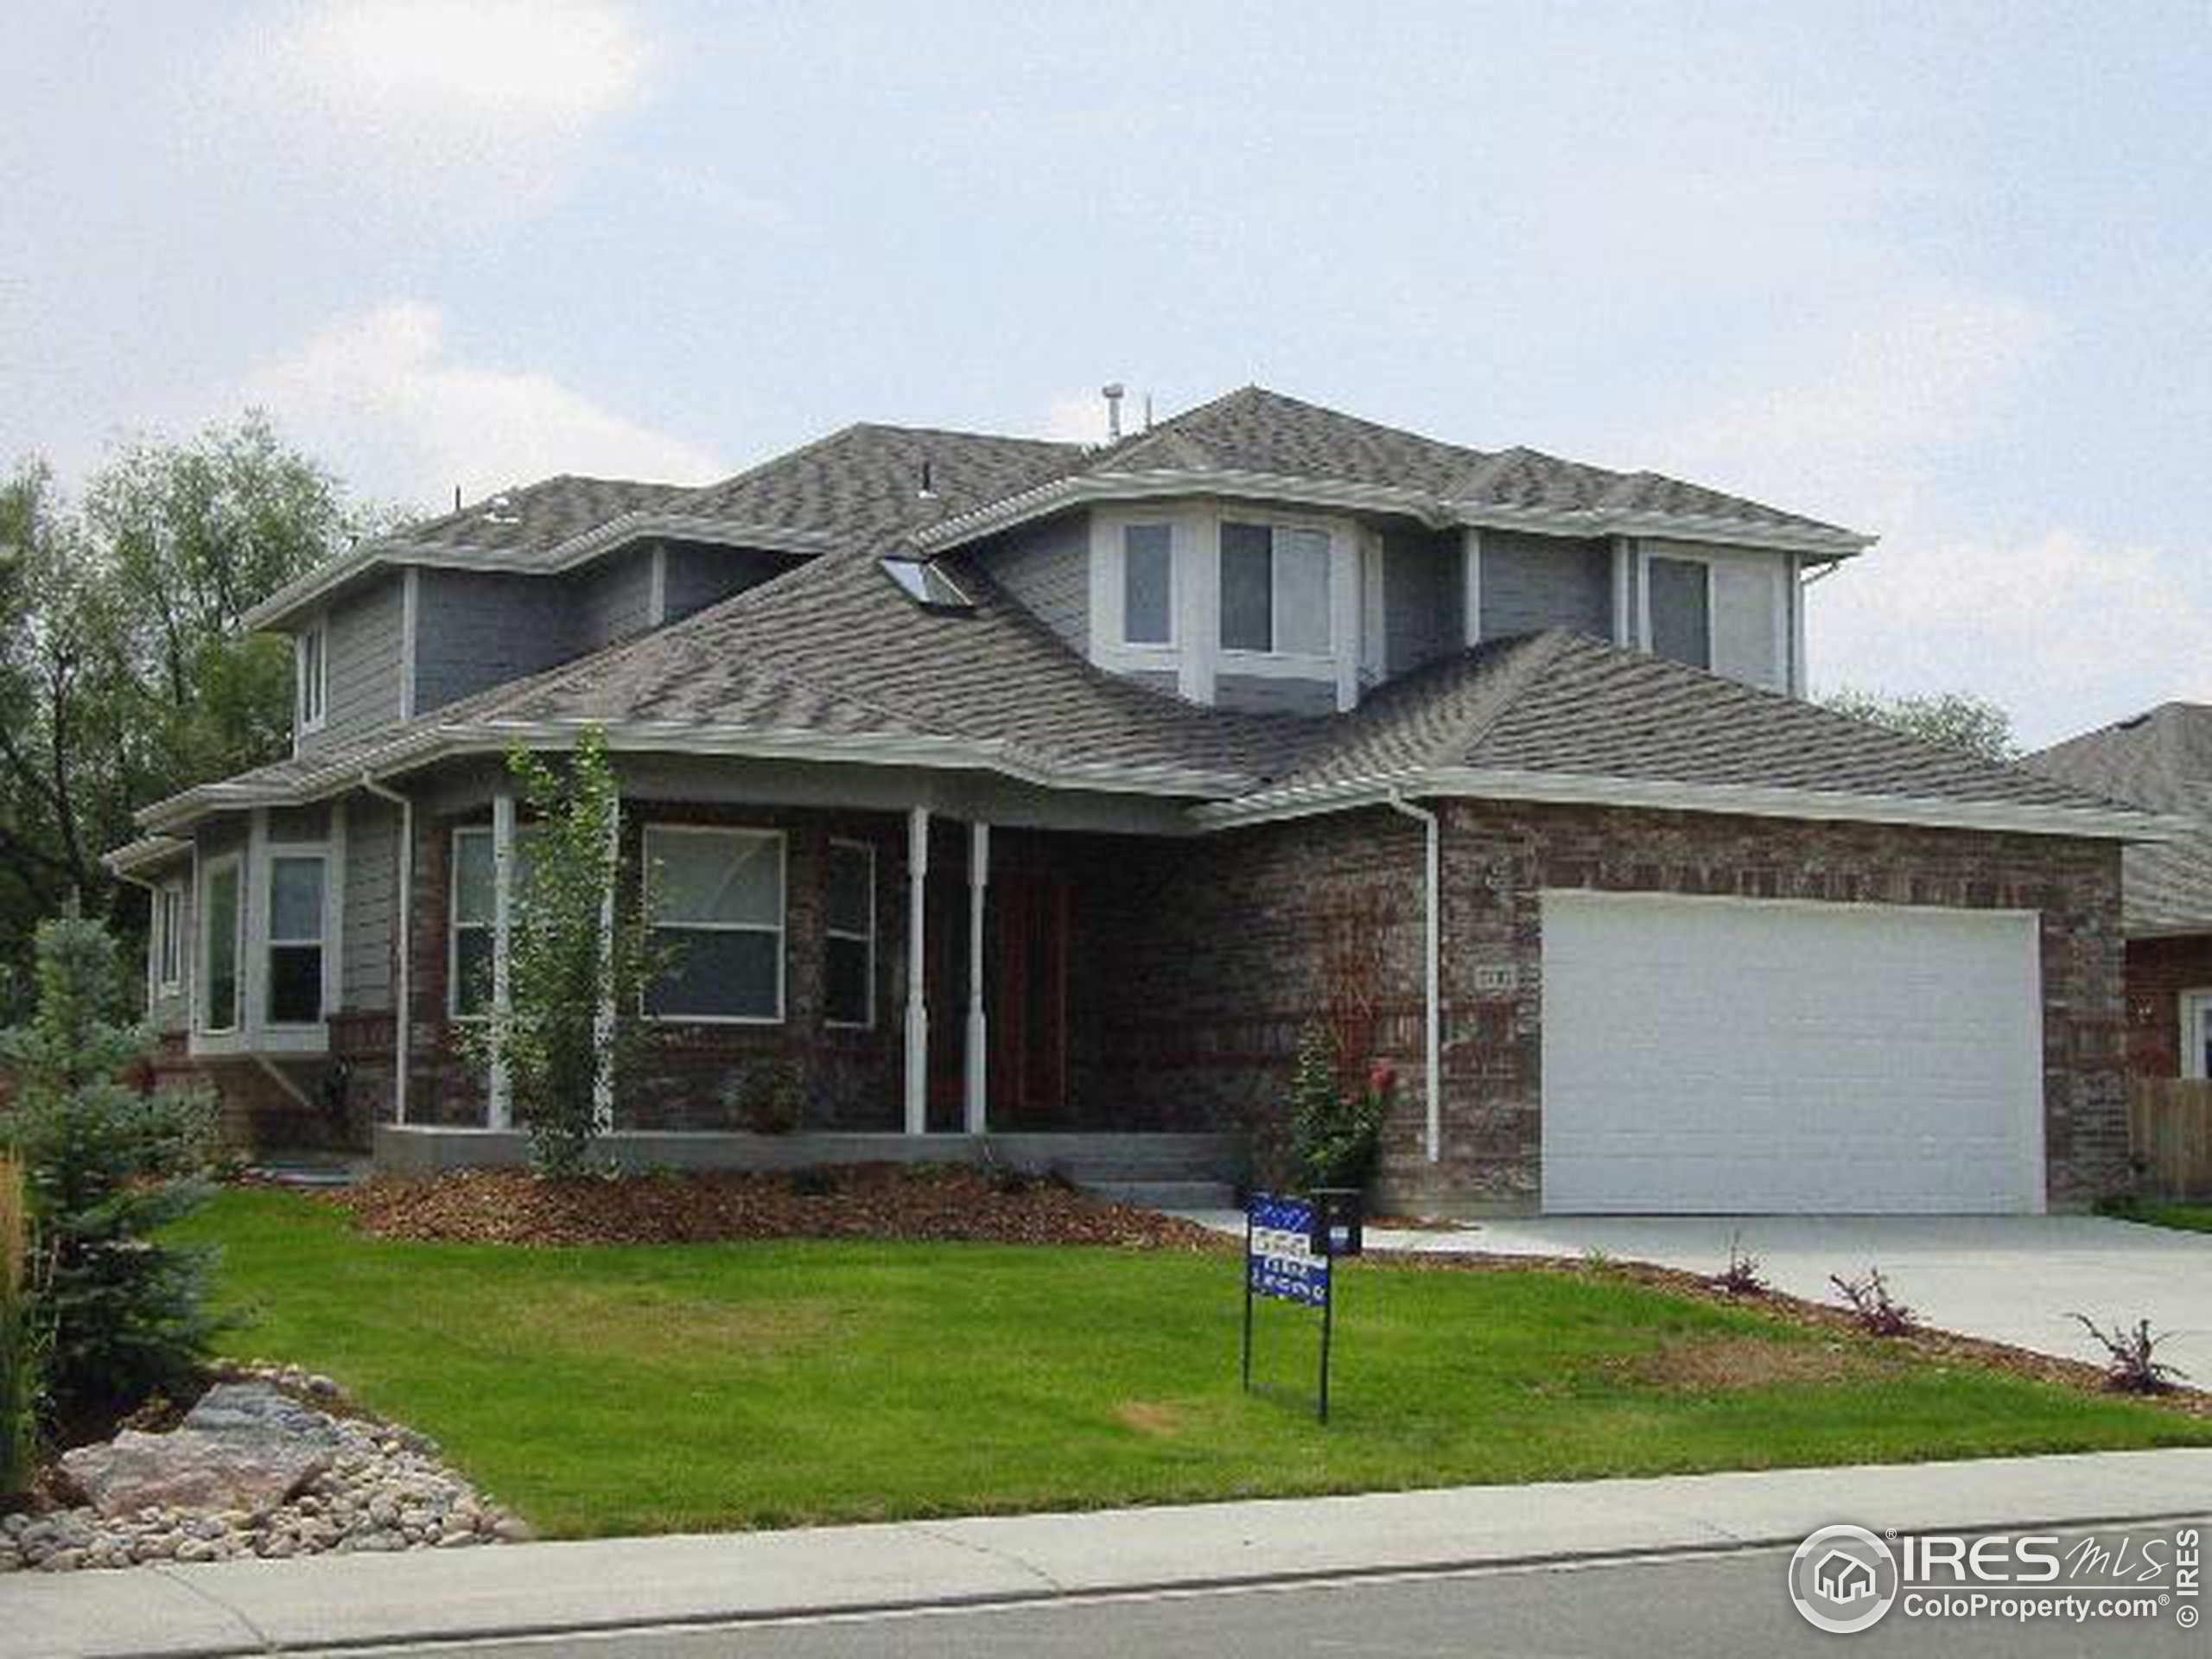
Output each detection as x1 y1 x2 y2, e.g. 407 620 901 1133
359 773 413 1126
1385 791 1442 1164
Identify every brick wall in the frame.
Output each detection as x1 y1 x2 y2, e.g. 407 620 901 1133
2121 934 2212 1077
1074 800 2127 1212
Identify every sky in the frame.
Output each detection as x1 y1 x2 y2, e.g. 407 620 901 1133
5 0 2209 745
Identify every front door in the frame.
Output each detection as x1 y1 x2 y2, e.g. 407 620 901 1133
925 856 1069 1130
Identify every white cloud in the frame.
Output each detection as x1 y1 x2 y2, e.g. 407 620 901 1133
196 0 655 203
1039 391 1112 444
230 300 724 506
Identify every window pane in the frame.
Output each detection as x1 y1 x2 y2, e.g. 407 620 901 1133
1220 522 1273 651
1122 524 1172 645
268 944 322 1024
1649 557 1711 670
270 856 324 942
825 936 871 1026
159 890 181 983
648 927 780 1020
650 831 782 927
204 864 240 1031
1274 528 1331 655
454 831 494 925
825 842 873 937
453 928 493 1019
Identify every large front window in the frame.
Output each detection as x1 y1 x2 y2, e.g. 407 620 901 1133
265 855 326 1025
199 856 242 1034
1220 521 1331 655
644 826 785 1022
449 826 540 1019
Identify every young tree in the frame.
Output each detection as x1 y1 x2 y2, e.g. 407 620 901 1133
1821 688 2018 764
0 914 221 1432
460 728 660 1179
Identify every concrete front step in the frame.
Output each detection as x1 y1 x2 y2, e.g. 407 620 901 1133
1084 1179 1239 1211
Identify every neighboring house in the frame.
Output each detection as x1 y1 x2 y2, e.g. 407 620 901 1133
2030 703 2212 1080
108 386 2163 1215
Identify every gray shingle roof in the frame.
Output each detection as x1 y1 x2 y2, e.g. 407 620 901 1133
1262 630 2133 814
397 476 691 559
2028 704 2212 932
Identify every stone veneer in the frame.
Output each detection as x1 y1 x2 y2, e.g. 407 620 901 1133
1076 799 2128 1213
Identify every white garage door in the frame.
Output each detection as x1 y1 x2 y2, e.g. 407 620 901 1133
1540 891 2044 1215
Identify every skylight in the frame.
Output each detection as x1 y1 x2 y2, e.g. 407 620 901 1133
880 558 974 612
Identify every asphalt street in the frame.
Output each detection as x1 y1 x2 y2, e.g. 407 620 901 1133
335 1526 2209 1659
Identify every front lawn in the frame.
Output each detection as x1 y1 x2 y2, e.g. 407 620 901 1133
175 1189 2212 1539
2099 1197 2212 1234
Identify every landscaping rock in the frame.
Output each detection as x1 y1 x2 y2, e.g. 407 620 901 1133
57 1428 328 1521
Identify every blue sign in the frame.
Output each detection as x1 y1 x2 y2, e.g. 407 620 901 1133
1247 1193 1330 1307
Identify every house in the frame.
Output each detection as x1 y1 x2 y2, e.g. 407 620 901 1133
107 386 2161 1214
2029 704 2212 1080
1814 1550 1878 1603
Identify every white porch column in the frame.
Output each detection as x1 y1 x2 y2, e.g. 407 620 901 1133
488 785 515 1128
592 790 619 1134
963 821 989 1135
904 806 930 1134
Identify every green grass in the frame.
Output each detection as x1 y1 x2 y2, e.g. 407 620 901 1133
174 1189 2212 1539
2098 1197 2212 1234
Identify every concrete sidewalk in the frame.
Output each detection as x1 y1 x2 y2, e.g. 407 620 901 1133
5 1448 2207 1658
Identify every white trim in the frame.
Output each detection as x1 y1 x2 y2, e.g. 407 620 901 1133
911 466 1875 561
1197 763 2184 842
1634 542 1651 652
156 878 185 995
823 836 877 1031
1610 537 1632 647
1464 528 1484 648
398 568 420 721
905 806 929 1134
1791 556 1812 697
963 820 988 1135
2180 988 2212 1081
639 823 788 1025
294 621 327 741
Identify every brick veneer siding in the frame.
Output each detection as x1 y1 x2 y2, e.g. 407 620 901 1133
1075 800 2127 1212
401 802 906 1131
2120 934 2212 1077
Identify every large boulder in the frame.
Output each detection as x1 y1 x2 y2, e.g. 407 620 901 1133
58 1382 339 1520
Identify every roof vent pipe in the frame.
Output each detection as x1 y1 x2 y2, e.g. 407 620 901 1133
1101 383 1125 442
918 458 936 500
1142 392 1154 433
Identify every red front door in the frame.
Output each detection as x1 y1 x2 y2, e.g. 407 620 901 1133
925 856 1069 1130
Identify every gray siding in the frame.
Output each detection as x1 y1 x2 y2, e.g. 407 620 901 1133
342 796 397 1012
663 543 798 624
1216 673 1336 717
985 512 1089 655
147 863 195 1033
413 570 576 714
574 548 658 651
1382 530 1464 675
1479 531 1612 640
307 575 405 749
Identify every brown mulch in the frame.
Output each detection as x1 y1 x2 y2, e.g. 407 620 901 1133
1368 1248 2212 1419
332 1164 1230 1251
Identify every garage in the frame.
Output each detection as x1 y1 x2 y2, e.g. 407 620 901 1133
1539 890 2046 1214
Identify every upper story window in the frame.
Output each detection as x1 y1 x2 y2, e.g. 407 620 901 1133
1120 524 1173 645
1647 556 1712 671
1220 522 1331 657
643 825 785 1023
265 854 327 1026
198 855 243 1035
295 621 327 734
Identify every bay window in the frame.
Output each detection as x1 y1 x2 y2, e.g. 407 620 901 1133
1220 521 1331 655
199 855 242 1034
265 854 327 1025
449 825 540 1019
644 826 785 1022
156 880 183 994
1121 523 1173 645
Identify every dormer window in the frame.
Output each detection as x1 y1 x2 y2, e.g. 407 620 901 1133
1121 524 1173 645
1220 522 1331 657
1647 556 1713 671
880 558 975 611
295 621 327 735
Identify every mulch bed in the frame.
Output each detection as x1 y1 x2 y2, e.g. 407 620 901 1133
1370 1249 2212 1419
332 1164 1229 1251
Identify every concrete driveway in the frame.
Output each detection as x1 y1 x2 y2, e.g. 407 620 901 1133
1398 1215 2212 1376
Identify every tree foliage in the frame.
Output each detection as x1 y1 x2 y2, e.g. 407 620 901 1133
0 416 404 1017
457 729 661 1179
0 914 224 1433
1821 687 2018 764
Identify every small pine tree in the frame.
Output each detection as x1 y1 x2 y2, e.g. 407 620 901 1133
0 914 221 1432
458 728 660 1179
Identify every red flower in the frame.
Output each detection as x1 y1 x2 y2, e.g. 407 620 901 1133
1368 1059 1396 1096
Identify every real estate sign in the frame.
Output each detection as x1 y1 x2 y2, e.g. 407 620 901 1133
1241 1192 1338 1421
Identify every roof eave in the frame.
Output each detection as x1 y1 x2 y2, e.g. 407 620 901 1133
1194 765 2182 842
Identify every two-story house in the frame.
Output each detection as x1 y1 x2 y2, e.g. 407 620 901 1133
109 387 2158 1214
